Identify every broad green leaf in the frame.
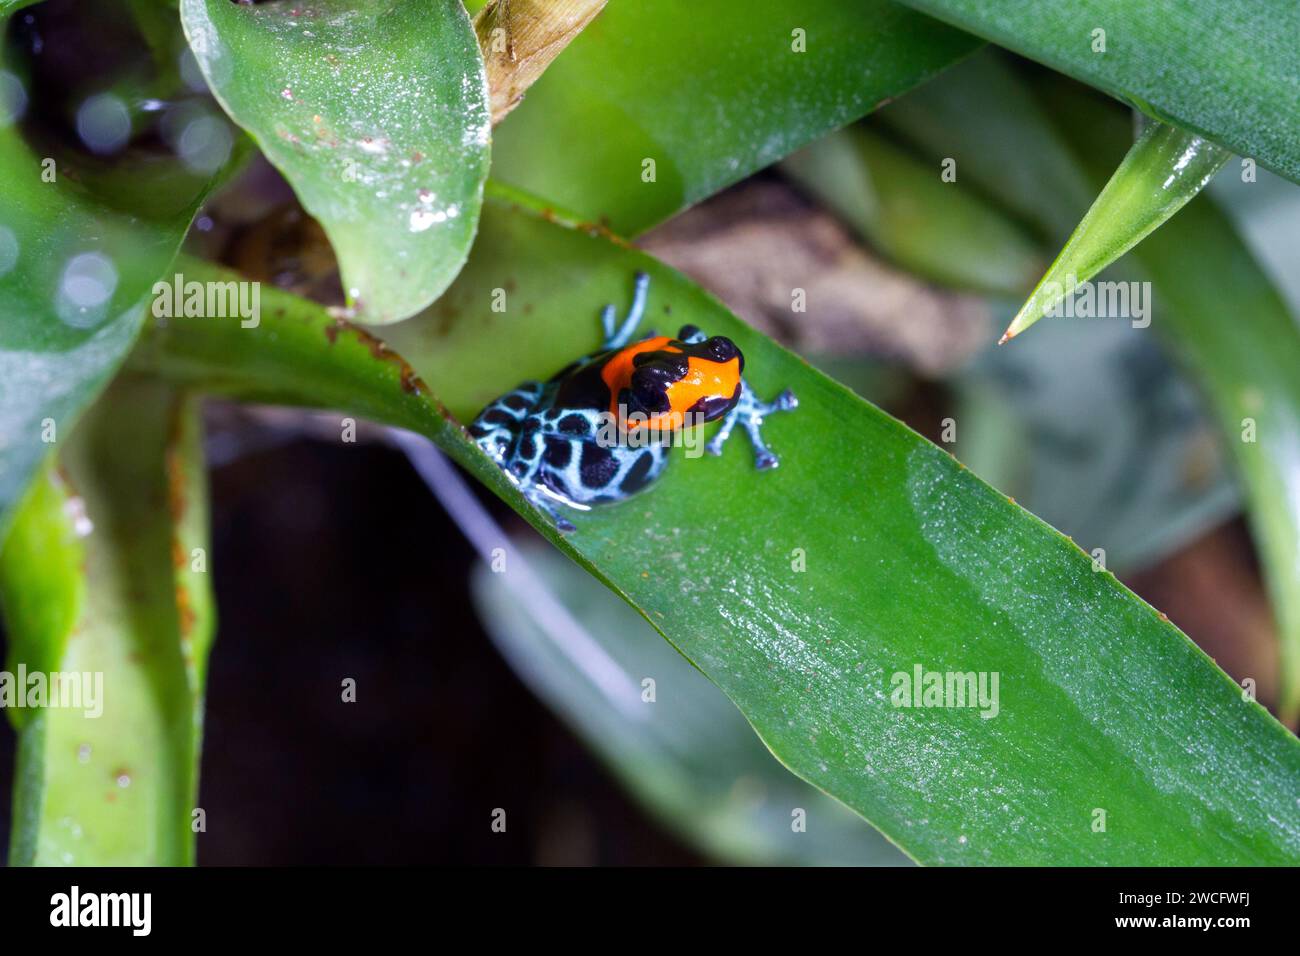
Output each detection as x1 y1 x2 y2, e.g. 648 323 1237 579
179 0 490 323
1002 122 1228 342
489 0 980 236
893 0 1300 186
0 13 225 545
135 188 1300 863
1042 83 1300 726
0 380 214 865
470 533 906 865
880 54 1300 724
782 126 1042 296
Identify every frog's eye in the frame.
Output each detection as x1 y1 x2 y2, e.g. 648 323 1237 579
702 336 739 364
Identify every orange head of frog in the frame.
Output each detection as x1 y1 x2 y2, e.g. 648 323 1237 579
601 327 743 433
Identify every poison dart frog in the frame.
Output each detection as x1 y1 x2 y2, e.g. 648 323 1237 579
468 272 797 531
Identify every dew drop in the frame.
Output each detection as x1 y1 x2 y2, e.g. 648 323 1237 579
55 253 118 328
178 115 233 174
76 93 131 155
64 496 93 538
0 69 27 126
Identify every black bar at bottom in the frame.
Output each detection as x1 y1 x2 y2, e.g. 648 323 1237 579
0 865 1285 940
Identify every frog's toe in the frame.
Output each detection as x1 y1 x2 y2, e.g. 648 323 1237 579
772 389 798 412
754 450 779 470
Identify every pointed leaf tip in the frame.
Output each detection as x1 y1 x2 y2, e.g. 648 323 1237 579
1001 121 1229 342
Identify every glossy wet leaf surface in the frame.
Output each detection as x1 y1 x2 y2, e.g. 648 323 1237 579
1045 85 1300 725
488 0 980 235
885 54 1300 724
894 0 1300 186
138 190 1300 864
1 380 213 865
472 537 906 865
180 0 490 323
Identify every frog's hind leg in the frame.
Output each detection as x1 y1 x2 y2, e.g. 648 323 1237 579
468 381 543 462
601 271 651 349
706 380 798 470
523 483 577 533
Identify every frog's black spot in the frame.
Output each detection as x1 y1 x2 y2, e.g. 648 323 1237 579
543 436 572 469
510 460 528 478
580 443 619 489
620 450 656 494
521 433 540 461
468 422 489 438
629 364 679 414
503 393 531 412
686 387 740 423
541 471 572 500
482 409 515 428
632 352 690 380
558 414 590 436
554 362 613 410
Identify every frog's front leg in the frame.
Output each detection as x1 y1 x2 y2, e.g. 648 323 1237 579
705 379 798 469
601 271 650 349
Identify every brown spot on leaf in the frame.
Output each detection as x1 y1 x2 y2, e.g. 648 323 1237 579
328 319 431 397
176 583 196 640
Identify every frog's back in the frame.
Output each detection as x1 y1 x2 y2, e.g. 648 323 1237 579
527 405 671 508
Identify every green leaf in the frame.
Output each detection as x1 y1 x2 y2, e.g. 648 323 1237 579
1041 83 1300 725
880 54 1300 724
470 533 906 865
0 380 213 865
893 0 1300 186
877 49 1096 241
781 125 1042 296
488 0 980 235
179 0 490 323
1002 122 1228 342
136 191 1300 864
0 19 223 545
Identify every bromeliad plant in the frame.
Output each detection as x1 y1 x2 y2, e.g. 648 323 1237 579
1 0 1298 865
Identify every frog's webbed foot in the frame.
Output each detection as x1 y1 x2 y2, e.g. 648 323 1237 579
706 380 798 470
601 271 650 350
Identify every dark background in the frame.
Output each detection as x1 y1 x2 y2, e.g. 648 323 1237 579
0 435 702 866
